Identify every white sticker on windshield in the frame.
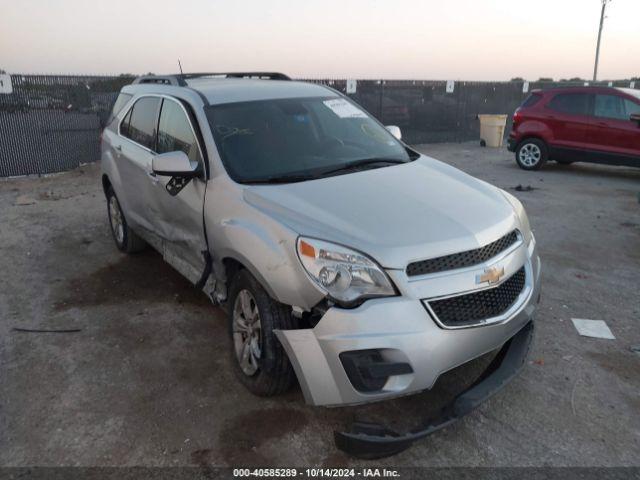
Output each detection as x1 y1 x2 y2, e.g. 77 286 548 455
323 99 367 118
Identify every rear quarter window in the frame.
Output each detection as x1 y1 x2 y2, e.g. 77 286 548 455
520 93 541 108
107 92 132 125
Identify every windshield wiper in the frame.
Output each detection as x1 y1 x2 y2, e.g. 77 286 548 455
317 158 409 177
241 173 319 184
241 158 410 185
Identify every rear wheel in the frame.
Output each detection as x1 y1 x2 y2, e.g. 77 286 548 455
228 269 297 396
106 187 147 253
515 138 547 170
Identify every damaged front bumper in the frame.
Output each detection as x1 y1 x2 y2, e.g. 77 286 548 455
334 320 534 458
275 241 540 456
275 248 540 407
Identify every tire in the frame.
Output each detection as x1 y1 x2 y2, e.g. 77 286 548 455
106 186 147 253
227 269 297 396
515 138 548 170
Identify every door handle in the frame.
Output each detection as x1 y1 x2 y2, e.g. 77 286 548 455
114 145 122 151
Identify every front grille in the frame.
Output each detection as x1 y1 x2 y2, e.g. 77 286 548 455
406 230 519 277
427 267 526 328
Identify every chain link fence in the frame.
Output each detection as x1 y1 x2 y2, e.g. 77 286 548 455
0 75 133 177
0 74 637 177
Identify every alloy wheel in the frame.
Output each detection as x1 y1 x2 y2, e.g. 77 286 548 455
518 143 542 167
232 289 262 376
108 195 124 245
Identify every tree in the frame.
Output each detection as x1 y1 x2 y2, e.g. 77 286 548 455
537 77 553 82
510 77 525 82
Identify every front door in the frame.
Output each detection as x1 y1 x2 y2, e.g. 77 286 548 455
586 93 640 159
146 97 208 284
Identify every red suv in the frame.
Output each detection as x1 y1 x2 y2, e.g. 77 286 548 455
507 86 640 170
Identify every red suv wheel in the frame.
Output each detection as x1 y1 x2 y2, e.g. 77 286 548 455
515 138 548 170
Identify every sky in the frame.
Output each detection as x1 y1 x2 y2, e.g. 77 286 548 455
1 0 639 80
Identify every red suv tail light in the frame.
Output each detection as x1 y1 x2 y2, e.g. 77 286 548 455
512 109 522 128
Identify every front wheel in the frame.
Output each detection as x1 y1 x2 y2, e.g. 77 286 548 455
228 269 297 396
515 138 548 170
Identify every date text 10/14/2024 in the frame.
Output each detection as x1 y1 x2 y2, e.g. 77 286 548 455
233 468 401 478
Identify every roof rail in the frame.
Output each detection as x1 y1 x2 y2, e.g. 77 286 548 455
132 75 187 86
182 72 291 81
132 72 291 86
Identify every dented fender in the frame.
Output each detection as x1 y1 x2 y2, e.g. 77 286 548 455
204 179 325 309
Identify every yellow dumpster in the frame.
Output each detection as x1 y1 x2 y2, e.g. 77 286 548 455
478 114 508 148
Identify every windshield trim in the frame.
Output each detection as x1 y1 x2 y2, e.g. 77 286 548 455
205 95 411 185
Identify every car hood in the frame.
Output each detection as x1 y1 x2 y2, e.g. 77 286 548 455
243 156 520 269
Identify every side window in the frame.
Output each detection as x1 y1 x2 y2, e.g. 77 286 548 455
108 92 132 124
623 99 640 117
521 93 541 108
157 99 202 164
126 97 161 150
548 93 590 116
120 106 133 138
594 95 627 120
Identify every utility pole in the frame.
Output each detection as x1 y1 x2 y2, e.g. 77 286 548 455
593 0 611 82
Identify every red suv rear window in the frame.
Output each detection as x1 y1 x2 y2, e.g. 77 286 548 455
520 93 541 108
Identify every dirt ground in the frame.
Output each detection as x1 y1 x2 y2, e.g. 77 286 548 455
1 143 639 467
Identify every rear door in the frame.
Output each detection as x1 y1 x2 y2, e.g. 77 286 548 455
115 96 162 233
586 93 640 158
544 92 592 150
145 97 208 284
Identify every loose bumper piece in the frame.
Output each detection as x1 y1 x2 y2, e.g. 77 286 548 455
334 320 534 459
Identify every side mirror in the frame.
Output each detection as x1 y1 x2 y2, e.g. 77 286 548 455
152 151 199 177
630 113 640 126
386 125 402 140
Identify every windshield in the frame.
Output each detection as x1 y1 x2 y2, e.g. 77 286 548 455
205 96 413 183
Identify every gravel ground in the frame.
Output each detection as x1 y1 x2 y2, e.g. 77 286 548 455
1 143 639 467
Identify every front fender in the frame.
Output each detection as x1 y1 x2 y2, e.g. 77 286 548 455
212 217 325 310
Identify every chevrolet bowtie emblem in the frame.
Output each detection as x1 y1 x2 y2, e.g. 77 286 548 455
477 266 505 285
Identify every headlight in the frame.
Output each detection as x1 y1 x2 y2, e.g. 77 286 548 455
296 237 396 305
500 190 533 244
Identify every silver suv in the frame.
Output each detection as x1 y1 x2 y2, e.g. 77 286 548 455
101 73 541 457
